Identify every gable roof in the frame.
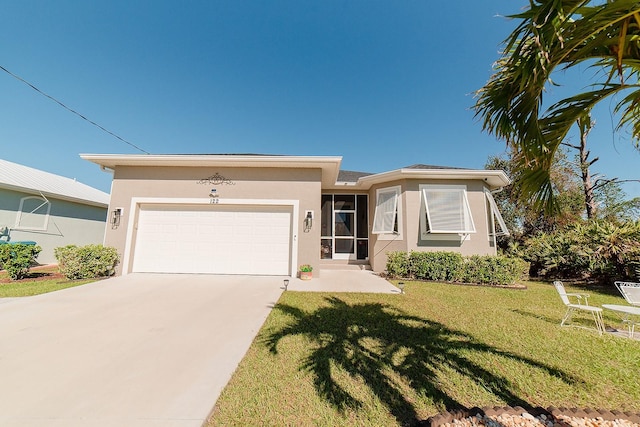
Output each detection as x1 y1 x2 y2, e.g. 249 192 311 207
0 159 110 207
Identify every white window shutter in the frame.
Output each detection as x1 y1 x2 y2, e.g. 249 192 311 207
372 188 398 234
421 186 475 234
485 189 509 236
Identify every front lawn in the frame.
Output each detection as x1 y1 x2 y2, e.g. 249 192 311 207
208 280 640 426
0 265 96 297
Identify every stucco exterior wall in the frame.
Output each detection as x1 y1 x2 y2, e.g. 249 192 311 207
368 179 497 273
105 166 322 276
0 188 107 264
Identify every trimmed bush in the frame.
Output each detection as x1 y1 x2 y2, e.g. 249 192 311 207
386 251 410 278
385 250 527 286
55 244 119 280
461 255 529 286
0 243 42 280
408 251 464 282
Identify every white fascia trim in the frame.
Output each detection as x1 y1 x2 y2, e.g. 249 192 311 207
80 153 342 168
122 197 299 277
357 169 510 189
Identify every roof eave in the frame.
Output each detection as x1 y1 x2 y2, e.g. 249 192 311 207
356 168 510 189
80 154 343 188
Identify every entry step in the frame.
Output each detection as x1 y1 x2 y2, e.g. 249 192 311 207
319 262 372 271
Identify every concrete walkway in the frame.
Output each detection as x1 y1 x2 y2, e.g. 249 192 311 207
0 270 397 426
285 269 400 293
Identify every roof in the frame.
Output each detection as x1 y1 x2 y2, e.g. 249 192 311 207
356 166 510 189
403 164 468 170
80 154 510 190
0 159 110 207
337 170 373 183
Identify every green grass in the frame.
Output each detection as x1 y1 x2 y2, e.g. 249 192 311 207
0 266 95 297
208 280 640 426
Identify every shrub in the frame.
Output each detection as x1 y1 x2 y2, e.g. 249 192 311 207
0 243 42 280
408 251 463 282
461 255 528 286
386 251 527 286
55 245 119 280
522 220 640 280
386 251 409 278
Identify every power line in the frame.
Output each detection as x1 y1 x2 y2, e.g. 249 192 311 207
0 64 150 154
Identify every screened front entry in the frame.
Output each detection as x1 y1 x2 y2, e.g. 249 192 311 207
321 194 368 260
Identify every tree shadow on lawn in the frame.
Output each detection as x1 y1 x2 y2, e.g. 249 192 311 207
265 297 579 426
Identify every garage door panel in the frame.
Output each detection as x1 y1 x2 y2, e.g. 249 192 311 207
132 204 292 275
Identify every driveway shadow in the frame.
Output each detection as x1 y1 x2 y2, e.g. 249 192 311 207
264 297 577 426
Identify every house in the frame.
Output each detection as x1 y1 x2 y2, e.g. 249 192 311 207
81 154 510 277
0 159 110 264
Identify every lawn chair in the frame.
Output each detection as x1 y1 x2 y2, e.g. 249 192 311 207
554 281 605 335
615 281 640 306
612 281 640 338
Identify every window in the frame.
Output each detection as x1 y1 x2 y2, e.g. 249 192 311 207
372 186 401 235
485 189 509 237
14 196 51 231
420 185 475 234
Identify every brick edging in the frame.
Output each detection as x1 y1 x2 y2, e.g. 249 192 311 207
423 406 640 426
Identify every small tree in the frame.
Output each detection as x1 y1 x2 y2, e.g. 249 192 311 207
0 244 42 280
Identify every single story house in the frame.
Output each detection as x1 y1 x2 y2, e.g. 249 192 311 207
81 154 510 277
0 158 110 264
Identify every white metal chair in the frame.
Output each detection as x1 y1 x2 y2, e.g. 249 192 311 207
613 281 640 337
554 281 605 335
614 281 640 306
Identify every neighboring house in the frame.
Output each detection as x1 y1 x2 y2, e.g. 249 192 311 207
0 159 109 264
81 154 510 277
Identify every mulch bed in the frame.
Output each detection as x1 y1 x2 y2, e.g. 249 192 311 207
0 265 65 284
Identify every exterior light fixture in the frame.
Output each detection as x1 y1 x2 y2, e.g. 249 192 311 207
398 282 405 294
283 279 289 291
304 210 314 232
111 208 123 228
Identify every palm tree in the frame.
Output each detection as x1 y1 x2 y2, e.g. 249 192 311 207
474 0 640 212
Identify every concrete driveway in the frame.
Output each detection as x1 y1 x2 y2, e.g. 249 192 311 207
0 273 285 427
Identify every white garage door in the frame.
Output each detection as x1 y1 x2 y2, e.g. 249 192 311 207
132 204 292 275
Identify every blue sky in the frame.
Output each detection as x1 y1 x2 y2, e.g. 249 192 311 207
2 1 639 198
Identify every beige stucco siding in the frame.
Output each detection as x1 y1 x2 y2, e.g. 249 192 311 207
105 166 322 275
368 179 497 273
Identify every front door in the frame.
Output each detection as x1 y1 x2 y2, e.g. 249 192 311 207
321 194 368 261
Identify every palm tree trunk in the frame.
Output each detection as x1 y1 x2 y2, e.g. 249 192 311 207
577 115 597 219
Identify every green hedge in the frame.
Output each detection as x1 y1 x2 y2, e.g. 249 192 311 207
386 251 528 286
0 243 42 280
55 244 119 280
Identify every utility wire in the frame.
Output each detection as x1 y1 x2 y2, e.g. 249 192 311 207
0 64 150 154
